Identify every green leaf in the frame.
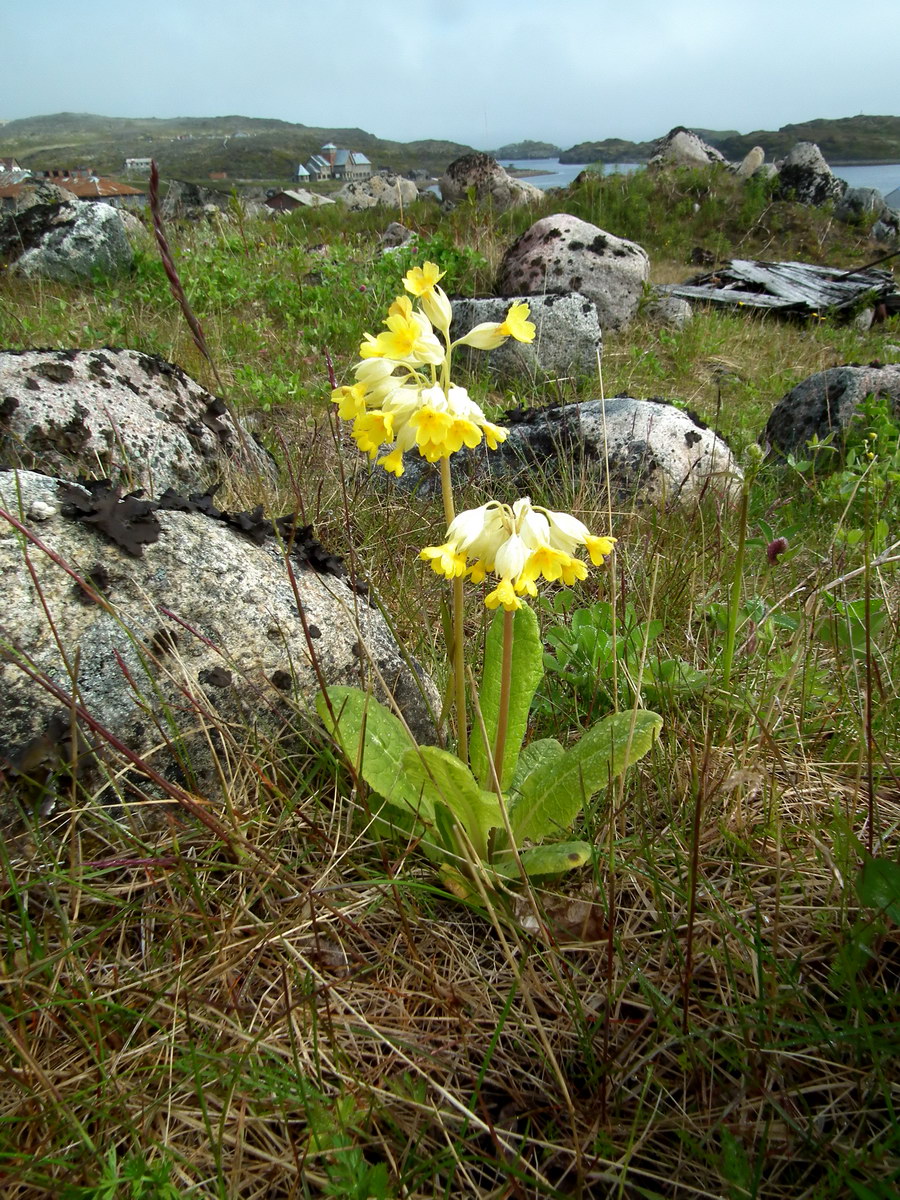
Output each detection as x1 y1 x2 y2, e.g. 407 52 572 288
401 745 503 860
857 857 900 923
470 604 543 791
316 686 428 818
509 738 565 795
509 709 662 842
493 841 593 879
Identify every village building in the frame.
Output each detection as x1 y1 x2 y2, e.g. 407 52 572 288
300 142 371 183
0 168 146 210
265 188 336 212
124 157 153 175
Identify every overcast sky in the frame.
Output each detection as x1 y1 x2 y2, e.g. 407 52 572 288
3 0 897 149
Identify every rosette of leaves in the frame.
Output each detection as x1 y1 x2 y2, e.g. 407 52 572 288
317 606 661 896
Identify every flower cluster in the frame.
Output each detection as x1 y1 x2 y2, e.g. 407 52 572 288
332 262 535 477
421 497 616 610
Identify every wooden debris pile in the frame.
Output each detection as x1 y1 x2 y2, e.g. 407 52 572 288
660 258 898 317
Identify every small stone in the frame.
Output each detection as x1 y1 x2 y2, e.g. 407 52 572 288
27 499 58 521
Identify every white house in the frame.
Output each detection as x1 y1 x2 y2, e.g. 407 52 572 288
303 143 372 183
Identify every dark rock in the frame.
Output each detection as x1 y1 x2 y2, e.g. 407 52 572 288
774 142 846 207
763 364 900 456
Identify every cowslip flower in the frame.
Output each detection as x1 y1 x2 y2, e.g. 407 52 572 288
359 295 444 365
455 301 537 352
404 261 453 333
344 383 507 477
421 497 616 610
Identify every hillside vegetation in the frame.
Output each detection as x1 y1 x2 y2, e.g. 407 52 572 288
562 114 900 164
0 112 474 180
3 112 899 184
0 165 898 1199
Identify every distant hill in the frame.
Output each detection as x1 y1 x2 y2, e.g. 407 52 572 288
559 138 656 164
5 112 899 182
560 115 900 165
0 113 475 180
709 115 900 163
492 140 562 160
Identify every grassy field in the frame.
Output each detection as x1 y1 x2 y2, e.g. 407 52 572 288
0 166 898 1198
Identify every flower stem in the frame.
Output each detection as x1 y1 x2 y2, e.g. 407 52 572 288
722 476 750 689
491 608 515 795
439 458 468 763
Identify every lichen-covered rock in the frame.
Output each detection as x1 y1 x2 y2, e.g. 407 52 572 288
334 174 418 211
648 127 727 169
871 212 900 242
450 293 602 380
0 184 77 261
774 142 846 206
496 214 650 332
763 364 900 456
834 186 888 224
644 293 693 329
439 153 543 210
0 469 438 826
0 348 276 493
380 221 416 249
6 188 133 282
395 397 741 508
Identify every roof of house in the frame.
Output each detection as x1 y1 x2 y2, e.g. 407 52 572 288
266 189 336 209
0 177 145 201
58 177 146 198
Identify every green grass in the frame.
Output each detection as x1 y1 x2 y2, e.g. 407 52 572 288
1 165 899 1197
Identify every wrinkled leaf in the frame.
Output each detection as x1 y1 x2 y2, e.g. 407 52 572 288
509 737 565 795
470 605 543 791
509 709 662 842
401 745 503 860
493 840 593 879
316 686 428 818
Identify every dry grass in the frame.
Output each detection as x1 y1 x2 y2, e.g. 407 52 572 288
1 733 898 1197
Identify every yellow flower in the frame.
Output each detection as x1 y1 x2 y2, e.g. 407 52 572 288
404 262 452 332
584 535 617 566
421 497 614 610
332 382 368 421
378 446 406 476
485 579 523 611
360 304 444 365
404 262 445 296
453 301 535 351
497 302 535 343
351 410 394 457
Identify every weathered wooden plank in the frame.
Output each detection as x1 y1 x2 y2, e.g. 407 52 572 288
660 258 895 315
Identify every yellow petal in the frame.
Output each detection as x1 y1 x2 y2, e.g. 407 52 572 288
498 302 536 344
